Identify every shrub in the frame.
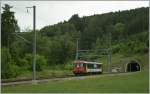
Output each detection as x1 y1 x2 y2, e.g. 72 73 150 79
1 47 21 79
19 54 47 71
2 63 21 79
64 60 73 70
36 55 47 71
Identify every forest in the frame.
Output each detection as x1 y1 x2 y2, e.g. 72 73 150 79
1 4 149 79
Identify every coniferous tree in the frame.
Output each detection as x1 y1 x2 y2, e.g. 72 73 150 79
1 4 20 47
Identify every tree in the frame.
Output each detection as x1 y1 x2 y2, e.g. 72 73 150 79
48 34 75 65
68 14 82 31
80 16 104 49
114 22 125 41
1 4 20 47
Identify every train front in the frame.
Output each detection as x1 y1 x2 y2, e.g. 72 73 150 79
73 60 86 75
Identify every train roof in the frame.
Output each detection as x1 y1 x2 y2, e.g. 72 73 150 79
74 60 102 64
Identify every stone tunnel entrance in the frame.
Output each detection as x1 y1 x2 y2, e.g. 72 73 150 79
126 60 141 72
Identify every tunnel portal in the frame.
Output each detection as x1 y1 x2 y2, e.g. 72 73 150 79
126 60 140 72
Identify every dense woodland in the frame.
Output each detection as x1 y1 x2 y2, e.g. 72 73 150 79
1 4 149 79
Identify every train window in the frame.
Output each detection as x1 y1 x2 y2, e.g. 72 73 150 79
97 64 101 68
75 64 80 68
75 63 84 68
94 64 97 68
80 63 83 67
87 64 101 69
87 64 94 69
83 63 86 68
96 64 100 68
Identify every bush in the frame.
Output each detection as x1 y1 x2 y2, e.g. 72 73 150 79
1 47 21 79
64 61 73 70
36 55 47 71
19 54 47 71
112 44 120 54
8 64 21 78
2 63 21 79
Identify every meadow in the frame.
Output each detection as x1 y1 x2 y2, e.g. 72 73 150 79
2 70 149 93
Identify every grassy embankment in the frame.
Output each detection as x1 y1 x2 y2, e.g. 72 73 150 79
100 53 149 72
2 70 149 93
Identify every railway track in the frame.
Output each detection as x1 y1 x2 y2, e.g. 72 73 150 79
2 74 74 83
1 74 74 86
1 72 139 86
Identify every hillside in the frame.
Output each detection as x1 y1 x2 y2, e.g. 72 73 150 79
40 7 149 50
1 6 149 79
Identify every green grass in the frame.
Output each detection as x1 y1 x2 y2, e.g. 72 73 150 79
2 70 149 93
9 69 72 80
3 63 73 80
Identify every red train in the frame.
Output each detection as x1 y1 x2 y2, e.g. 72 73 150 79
73 60 103 75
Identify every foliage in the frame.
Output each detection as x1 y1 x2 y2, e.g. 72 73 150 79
1 4 20 47
19 54 47 71
1 4 149 79
1 47 21 79
47 34 75 65
68 14 83 31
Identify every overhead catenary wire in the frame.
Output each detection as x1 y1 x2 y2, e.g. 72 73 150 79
4 6 50 30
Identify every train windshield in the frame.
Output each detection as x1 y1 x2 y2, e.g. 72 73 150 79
75 63 83 68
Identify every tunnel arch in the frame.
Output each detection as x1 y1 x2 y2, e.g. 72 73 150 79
125 60 141 72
